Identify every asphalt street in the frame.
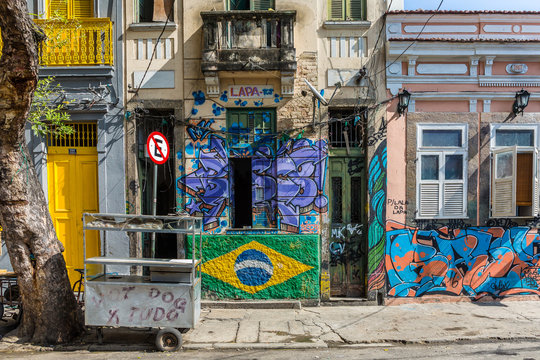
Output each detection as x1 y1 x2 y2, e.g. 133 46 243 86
1 340 540 359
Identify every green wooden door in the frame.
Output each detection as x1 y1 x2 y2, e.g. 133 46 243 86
328 156 366 297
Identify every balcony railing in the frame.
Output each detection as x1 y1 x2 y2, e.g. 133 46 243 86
201 10 296 73
33 18 113 66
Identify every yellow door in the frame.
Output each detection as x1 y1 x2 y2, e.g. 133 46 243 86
47 123 99 286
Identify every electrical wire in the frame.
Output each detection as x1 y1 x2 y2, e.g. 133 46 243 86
368 0 445 80
128 2 175 104
130 94 396 142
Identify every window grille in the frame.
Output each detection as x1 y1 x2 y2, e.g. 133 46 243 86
329 109 363 148
47 123 97 148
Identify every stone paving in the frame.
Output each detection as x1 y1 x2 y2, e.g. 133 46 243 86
183 300 540 349
0 299 539 352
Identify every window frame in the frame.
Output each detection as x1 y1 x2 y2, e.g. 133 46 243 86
134 0 175 24
226 108 276 150
490 124 540 218
416 124 468 219
226 0 276 11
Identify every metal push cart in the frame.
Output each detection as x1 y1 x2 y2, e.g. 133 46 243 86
82 213 202 351
0 272 21 322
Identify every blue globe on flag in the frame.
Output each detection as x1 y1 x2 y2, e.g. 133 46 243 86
234 249 274 286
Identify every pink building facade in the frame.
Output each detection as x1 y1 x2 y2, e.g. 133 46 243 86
382 11 540 300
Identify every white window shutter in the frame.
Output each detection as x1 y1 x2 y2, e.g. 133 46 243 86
419 183 439 217
443 182 465 217
492 147 517 217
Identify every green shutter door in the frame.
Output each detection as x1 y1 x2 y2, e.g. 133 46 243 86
329 0 344 20
348 0 363 20
328 155 366 297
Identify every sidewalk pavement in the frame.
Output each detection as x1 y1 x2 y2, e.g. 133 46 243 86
182 300 540 350
0 299 539 352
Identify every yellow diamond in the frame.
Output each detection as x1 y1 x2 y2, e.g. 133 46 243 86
202 241 313 294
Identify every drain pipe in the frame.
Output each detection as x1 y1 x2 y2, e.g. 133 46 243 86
477 112 481 226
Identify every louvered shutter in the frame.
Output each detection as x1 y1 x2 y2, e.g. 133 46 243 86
329 0 344 20
48 0 68 17
443 183 465 217
73 0 93 18
419 183 440 217
251 0 274 10
534 148 539 216
348 0 363 20
492 147 517 217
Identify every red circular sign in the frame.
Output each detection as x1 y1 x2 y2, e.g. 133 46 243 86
146 131 170 165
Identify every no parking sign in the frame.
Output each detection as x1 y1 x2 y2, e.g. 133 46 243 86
146 131 170 165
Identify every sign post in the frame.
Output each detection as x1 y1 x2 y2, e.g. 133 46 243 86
146 132 170 258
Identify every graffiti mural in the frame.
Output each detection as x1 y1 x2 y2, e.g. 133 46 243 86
386 221 540 298
179 124 328 234
187 235 319 299
367 140 387 292
252 139 328 233
178 127 229 231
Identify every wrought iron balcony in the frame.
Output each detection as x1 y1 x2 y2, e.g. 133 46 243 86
33 18 114 66
201 10 296 73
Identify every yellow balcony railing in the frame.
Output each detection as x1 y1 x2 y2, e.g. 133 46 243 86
33 18 113 66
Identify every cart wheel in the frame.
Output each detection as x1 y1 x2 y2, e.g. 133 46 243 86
155 328 182 352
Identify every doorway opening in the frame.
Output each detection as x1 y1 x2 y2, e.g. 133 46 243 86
137 108 176 258
230 158 253 228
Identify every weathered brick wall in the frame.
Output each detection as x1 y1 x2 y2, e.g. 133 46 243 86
277 52 319 134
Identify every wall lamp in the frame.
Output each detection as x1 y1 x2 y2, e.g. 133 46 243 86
397 89 411 115
512 89 530 115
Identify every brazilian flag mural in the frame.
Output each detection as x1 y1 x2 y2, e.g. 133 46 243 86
187 235 319 299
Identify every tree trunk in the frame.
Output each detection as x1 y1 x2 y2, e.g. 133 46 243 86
0 0 83 344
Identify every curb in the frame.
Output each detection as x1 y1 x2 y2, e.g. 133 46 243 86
202 300 302 309
184 340 328 350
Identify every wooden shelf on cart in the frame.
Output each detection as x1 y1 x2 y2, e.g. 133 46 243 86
86 274 200 285
85 257 201 269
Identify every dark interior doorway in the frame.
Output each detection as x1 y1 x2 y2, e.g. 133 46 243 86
231 158 252 228
137 108 177 259
229 0 249 10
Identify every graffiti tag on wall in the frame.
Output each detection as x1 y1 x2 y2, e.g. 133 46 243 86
367 140 387 292
86 285 191 327
178 133 229 231
329 223 364 267
386 221 540 298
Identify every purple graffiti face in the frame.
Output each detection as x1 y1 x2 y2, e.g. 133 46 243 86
177 136 228 231
253 139 328 232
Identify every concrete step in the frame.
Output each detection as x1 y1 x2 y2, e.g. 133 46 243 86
201 300 302 309
322 297 377 306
